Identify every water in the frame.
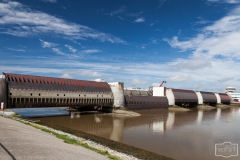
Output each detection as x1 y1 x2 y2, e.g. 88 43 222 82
9 107 69 117
33 107 240 160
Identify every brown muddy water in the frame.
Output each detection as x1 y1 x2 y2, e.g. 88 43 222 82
33 106 240 160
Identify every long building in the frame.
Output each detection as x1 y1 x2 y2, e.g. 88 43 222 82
0 72 233 110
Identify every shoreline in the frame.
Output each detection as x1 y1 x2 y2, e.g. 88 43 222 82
0 114 135 160
0 111 174 160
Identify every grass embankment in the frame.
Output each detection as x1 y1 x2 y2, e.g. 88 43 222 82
5 114 174 160
39 127 118 160
45 124 174 160
10 116 120 160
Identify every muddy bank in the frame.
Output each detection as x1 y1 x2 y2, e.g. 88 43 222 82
44 123 174 160
168 105 191 111
197 105 216 110
217 104 239 109
111 109 141 117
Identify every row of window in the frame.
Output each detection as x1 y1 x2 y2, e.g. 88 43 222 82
126 101 164 105
10 92 111 98
10 98 113 105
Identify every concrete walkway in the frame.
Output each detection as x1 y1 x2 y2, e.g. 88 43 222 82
0 116 109 160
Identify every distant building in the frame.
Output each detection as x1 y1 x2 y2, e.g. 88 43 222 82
225 87 236 93
225 87 240 102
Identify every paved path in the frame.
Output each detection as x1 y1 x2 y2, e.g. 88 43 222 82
0 116 109 160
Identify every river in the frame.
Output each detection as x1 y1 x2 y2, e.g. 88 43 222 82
33 106 240 160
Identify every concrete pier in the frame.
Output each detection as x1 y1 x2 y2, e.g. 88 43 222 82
0 116 108 160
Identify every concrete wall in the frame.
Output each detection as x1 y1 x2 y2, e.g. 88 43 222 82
195 91 203 104
227 93 234 103
153 87 165 96
166 88 175 105
214 93 221 104
110 86 125 107
0 78 7 109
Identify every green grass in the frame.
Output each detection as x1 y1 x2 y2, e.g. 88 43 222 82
23 122 120 160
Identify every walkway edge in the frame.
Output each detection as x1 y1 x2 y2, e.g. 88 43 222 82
1 115 138 160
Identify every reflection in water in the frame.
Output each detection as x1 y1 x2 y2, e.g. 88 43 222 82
151 121 164 134
215 108 221 121
94 114 102 123
71 112 81 119
36 106 240 160
110 117 125 141
197 110 203 124
166 112 175 130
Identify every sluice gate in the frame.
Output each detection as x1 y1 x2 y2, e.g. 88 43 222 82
1 73 114 108
171 89 198 106
124 90 169 109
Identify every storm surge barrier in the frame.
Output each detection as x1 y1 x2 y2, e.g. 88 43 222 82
0 73 113 108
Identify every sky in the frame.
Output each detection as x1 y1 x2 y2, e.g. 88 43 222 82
1 0 240 92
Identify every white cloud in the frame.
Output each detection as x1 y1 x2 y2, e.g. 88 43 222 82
150 38 158 44
1 55 240 92
39 39 57 48
207 0 240 4
79 70 102 77
170 59 212 70
161 6 240 91
52 48 64 56
165 6 240 60
52 48 78 58
40 0 57 3
167 75 191 82
127 11 143 18
6 48 25 52
151 83 161 87
134 17 145 23
0 1 126 44
110 6 126 16
131 78 148 85
108 77 114 81
65 44 77 53
81 49 102 54
39 40 78 58
60 73 73 79
218 77 233 82
158 0 167 8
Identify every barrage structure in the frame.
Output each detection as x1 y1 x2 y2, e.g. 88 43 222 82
0 73 113 108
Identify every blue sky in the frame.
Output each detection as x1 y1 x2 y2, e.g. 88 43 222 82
1 0 240 92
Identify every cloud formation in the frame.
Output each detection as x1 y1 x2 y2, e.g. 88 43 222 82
0 1 126 44
78 70 102 77
110 6 126 16
81 49 102 54
65 44 77 53
207 0 240 4
39 39 57 48
167 75 191 82
40 0 57 3
6 48 25 52
135 17 145 23
131 78 148 85
60 73 73 79
170 59 212 70
165 6 240 60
